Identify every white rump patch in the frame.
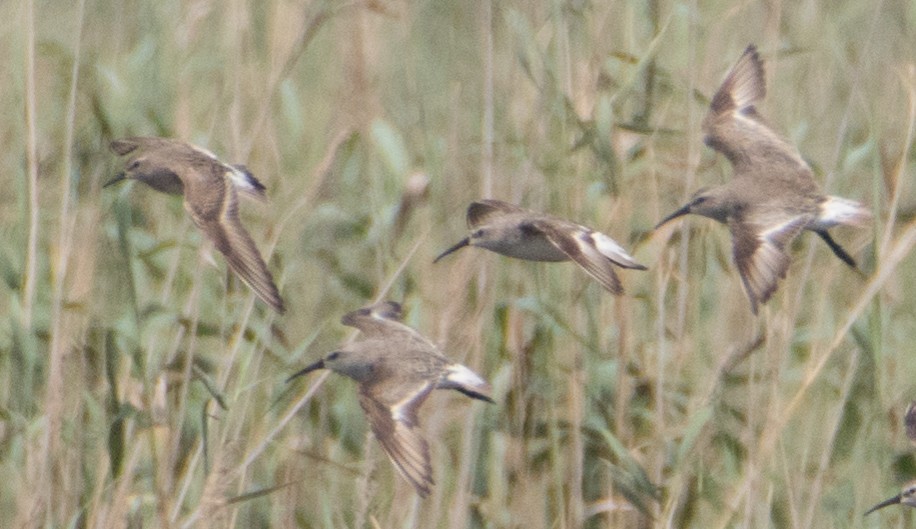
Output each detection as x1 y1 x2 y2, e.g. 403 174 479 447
227 167 256 190
445 364 486 388
816 196 872 228
590 232 641 267
225 166 267 201
391 404 408 422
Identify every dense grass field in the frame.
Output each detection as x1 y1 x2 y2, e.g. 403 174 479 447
2 0 916 527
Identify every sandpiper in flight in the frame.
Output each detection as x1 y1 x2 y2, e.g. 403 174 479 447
865 401 916 515
654 45 871 314
288 301 493 497
434 199 646 295
107 137 285 313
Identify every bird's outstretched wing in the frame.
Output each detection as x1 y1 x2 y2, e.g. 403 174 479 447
703 45 813 190
729 211 809 314
466 199 527 228
187 172 285 313
535 220 646 295
359 377 436 497
340 301 410 337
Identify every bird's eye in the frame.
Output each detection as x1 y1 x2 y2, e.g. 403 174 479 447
327 351 340 361
693 196 707 205
472 229 485 238
127 160 141 171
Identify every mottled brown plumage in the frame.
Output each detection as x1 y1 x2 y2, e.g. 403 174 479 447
288 301 493 497
435 199 646 295
107 137 284 313
655 45 871 314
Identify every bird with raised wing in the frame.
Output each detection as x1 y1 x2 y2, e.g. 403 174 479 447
655 45 870 314
435 199 646 295
288 301 493 497
107 137 285 313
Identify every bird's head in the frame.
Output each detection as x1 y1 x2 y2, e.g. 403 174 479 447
287 349 375 383
655 187 730 229
105 138 185 194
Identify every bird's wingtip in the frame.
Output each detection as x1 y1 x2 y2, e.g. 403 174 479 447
110 138 139 155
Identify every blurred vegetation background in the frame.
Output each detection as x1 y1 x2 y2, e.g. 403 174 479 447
2 0 916 527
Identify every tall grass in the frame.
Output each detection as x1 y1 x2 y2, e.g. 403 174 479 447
1 0 915 527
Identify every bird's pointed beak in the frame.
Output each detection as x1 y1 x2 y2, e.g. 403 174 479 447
864 494 902 515
433 237 470 263
103 172 127 188
285 359 326 383
654 204 692 230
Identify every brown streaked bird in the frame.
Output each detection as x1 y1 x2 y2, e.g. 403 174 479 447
434 199 646 295
107 137 285 313
288 301 493 497
655 45 871 314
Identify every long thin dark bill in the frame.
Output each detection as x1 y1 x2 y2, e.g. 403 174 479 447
864 494 901 516
654 204 692 230
285 359 325 383
103 173 127 188
432 237 470 263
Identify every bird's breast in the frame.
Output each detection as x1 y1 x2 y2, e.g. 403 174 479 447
139 169 185 195
479 234 568 262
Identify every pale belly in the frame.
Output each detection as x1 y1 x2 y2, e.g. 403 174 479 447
479 236 568 262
